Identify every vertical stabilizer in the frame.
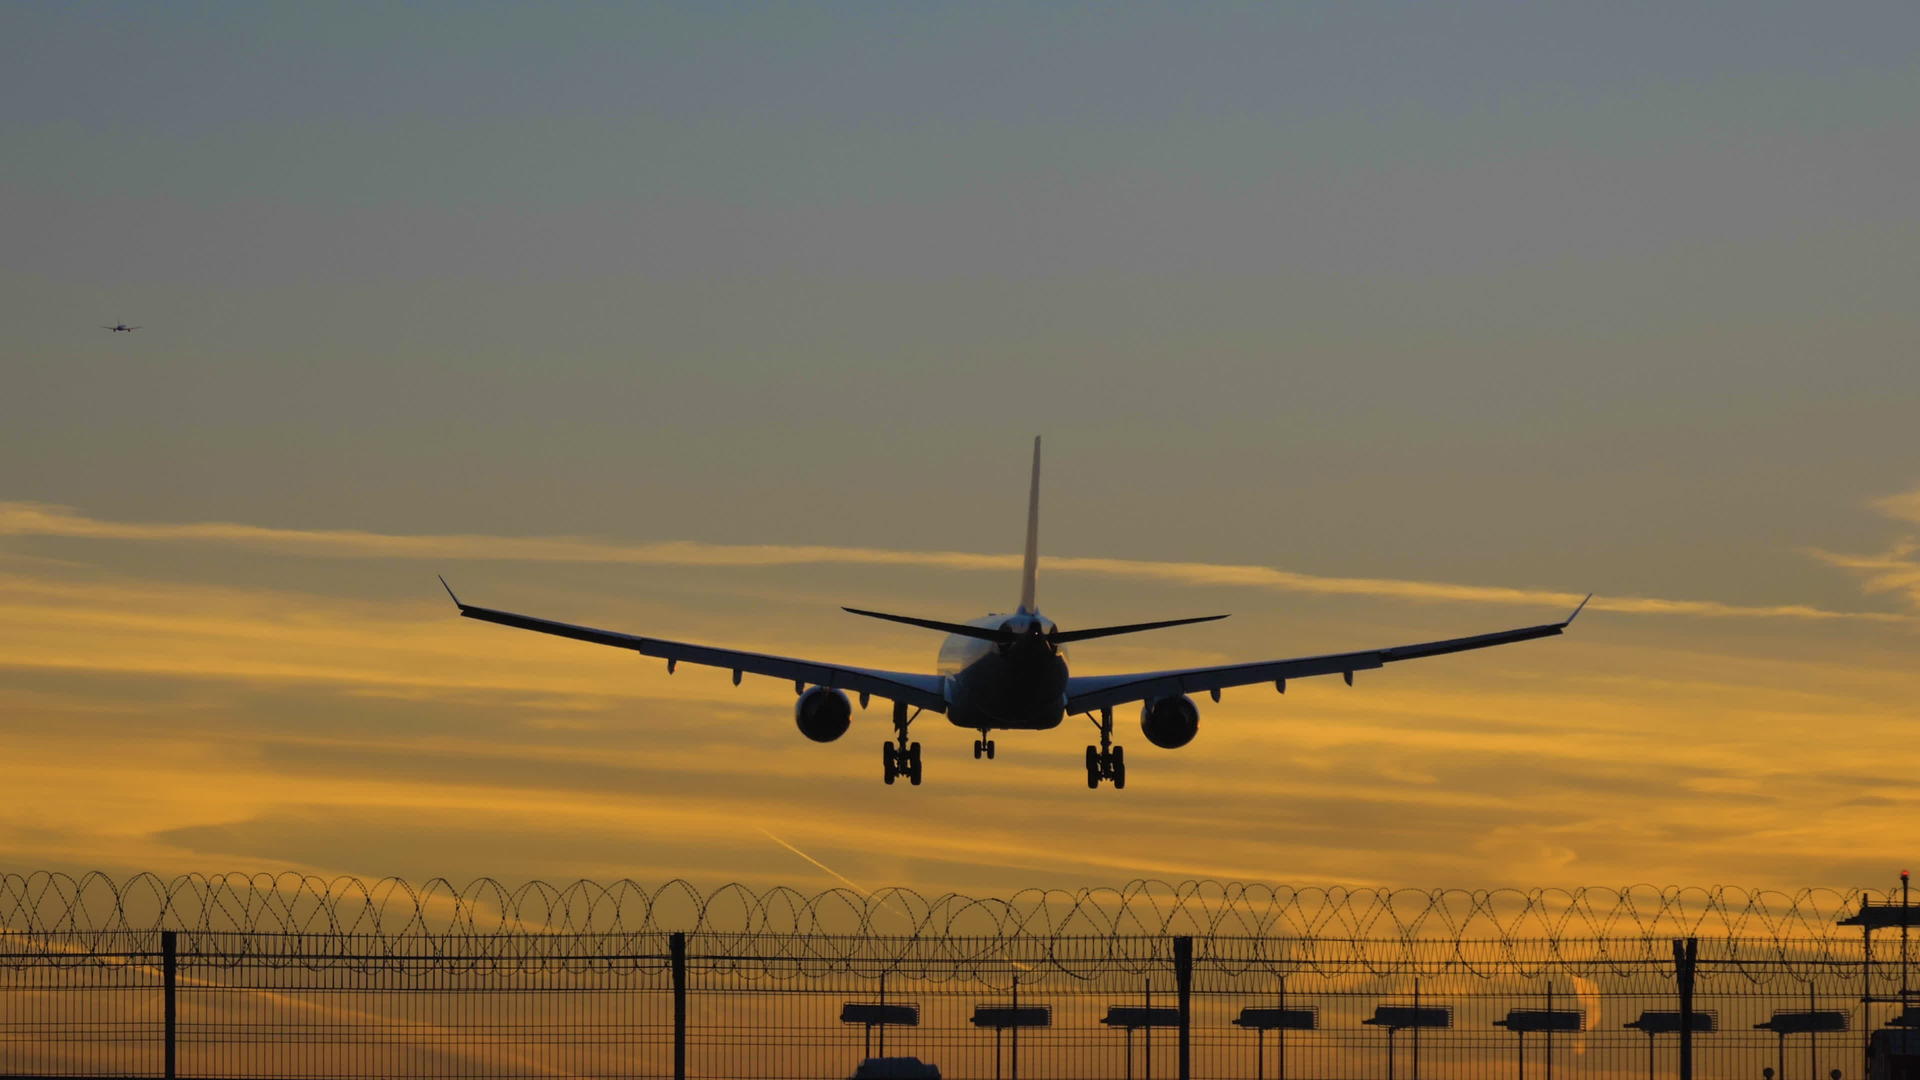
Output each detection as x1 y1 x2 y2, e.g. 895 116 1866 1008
1019 436 1041 613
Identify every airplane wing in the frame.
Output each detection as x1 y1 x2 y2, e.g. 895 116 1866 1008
1064 597 1588 714
440 580 948 712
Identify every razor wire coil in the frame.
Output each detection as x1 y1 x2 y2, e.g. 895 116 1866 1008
0 874 1901 985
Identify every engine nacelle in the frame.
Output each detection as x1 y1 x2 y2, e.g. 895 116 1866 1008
795 687 853 743
1139 695 1200 749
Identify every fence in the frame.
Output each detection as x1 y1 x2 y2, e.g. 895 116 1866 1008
3 875 1917 1080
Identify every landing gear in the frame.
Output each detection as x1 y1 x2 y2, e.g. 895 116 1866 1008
1084 708 1127 789
972 735 996 760
882 740 922 785
881 702 922 786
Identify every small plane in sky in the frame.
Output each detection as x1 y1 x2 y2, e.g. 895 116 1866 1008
100 323 142 333
443 438 1586 789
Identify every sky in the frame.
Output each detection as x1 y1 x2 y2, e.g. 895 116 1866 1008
3 1 1919 899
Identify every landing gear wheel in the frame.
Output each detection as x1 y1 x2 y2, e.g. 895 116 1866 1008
984 740 995 760
1084 706 1124 789
883 701 923 787
973 739 983 760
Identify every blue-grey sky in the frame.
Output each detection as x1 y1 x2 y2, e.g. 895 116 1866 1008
3 2 1919 892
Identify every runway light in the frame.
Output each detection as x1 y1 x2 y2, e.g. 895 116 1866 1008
1235 1007 1317 1031
841 1004 918 1026
1495 1010 1583 1033
1624 1011 1718 1034
971 1006 1049 1029
1755 1012 1848 1035
1365 1006 1452 1029
1102 1006 1180 1028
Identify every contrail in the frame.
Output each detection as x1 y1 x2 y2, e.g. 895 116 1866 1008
758 827 874 896
757 827 918 931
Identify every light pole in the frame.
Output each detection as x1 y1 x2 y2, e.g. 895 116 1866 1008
1234 1005 1317 1080
1494 1006 1582 1080
1754 1010 1849 1080
1364 1004 1452 1080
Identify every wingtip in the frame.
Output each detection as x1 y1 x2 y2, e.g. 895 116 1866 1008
1564 593 1593 625
437 575 463 609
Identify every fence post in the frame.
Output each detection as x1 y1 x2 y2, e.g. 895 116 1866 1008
161 929 177 1080
671 931 687 1080
1673 937 1698 1080
1175 935 1193 1080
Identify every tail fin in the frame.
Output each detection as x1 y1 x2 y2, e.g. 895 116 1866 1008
1019 436 1041 614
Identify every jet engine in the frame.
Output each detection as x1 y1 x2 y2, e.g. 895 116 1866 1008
794 687 853 743
1139 694 1200 749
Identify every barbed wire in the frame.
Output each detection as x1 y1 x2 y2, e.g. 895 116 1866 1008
0 874 1900 982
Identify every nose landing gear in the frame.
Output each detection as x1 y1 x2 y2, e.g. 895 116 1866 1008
1085 708 1126 789
972 734 996 760
881 701 922 786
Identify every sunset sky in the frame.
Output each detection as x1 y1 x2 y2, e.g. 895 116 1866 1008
4 2 1918 898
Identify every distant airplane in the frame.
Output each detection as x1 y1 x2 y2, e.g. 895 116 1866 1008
443 438 1586 789
101 323 141 333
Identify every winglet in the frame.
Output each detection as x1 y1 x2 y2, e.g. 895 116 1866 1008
1563 593 1593 626
437 575 464 609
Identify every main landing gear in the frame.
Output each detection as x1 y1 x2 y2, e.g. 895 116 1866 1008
882 701 922 786
1086 707 1126 789
972 734 996 760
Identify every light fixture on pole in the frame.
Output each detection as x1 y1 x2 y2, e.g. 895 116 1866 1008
1103 1006 1181 1080
1234 1006 1317 1080
1364 1005 1452 1080
1624 1010 1718 1080
841 1003 919 1062
1494 1008 1583 1080
1754 1010 1848 1080
971 1004 1049 1080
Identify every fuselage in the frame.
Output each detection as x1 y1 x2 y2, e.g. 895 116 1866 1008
937 611 1070 732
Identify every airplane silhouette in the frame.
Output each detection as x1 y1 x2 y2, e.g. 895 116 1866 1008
101 323 141 333
443 438 1586 788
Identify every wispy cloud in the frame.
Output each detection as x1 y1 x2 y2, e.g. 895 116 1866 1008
1805 540 1920 608
4 556 1918 891
1872 490 1920 526
1804 486 1920 610
1 502 1899 622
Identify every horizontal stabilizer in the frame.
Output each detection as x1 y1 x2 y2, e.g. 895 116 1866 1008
843 607 1018 643
1051 614 1229 644
845 606 1226 645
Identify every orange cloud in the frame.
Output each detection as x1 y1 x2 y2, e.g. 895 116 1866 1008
1804 540 1920 608
0 501 1899 622
1871 489 1920 525
5 501 1919 895
1802 484 1920 609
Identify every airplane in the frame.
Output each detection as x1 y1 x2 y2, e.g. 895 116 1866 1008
101 323 141 333
441 437 1587 789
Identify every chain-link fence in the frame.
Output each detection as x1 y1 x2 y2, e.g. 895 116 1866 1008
4 875 1918 1079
